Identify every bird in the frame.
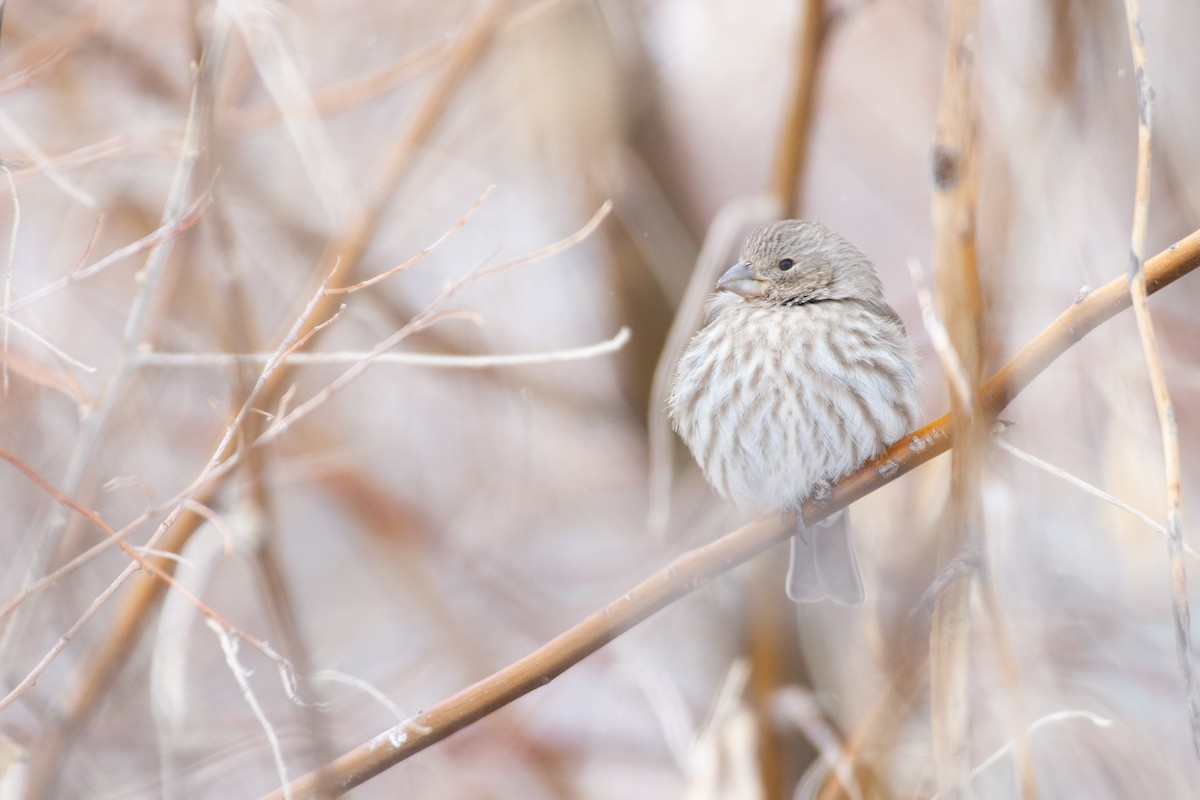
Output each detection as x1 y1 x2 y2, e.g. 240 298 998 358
667 219 920 604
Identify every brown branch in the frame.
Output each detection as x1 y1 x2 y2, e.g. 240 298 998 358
927 0 1005 795
769 0 827 218
1120 0 1198 756
0 13 96 95
222 0 564 133
263 230 1200 800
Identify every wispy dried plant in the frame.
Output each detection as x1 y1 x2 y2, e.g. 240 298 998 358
2 2 1199 799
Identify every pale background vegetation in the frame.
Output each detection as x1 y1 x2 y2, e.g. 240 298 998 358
1 0 1198 798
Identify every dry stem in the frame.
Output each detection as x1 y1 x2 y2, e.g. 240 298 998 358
1120 0 1198 756
770 0 826 218
928 0 992 793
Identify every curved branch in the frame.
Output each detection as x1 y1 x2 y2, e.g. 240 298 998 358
264 228 1200 800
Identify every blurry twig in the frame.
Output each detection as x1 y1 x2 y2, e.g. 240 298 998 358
326 185 494 294
906 256 971 408
927 0 1002 793
931 710 1114 800
5 129 183 184
646 196 781 535
0 313 96 373
993 437 1200 559
224 0 566 131
470 199 611 282
684 659 758 798
228 4 361 225
137 327 630 369
0 106 97 208
1120 0 1198 755
2 164 17 393
0 11 95 95
182 498 237 556
209 620 292 800
770 0 827 217
5 185 212 312
310 670 426 728
775 687 862 800
264 230 1200 800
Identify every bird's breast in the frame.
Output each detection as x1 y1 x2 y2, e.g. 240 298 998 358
668 303 918 512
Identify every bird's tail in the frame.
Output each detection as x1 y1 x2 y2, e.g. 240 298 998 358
785 511 865 605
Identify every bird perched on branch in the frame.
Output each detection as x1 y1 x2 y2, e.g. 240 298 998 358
668 220 920 604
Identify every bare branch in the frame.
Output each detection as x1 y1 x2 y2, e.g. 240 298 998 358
0 106 97 208
6 191 212 312
1120 0 1198 755
136 327 630 369
1 164 17 393
326 185 494 295
993 437 1199 559
467 199 612 284
209 620 292 800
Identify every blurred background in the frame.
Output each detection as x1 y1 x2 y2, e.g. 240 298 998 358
1 0 1199 797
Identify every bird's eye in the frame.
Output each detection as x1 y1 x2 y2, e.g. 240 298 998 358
778 258 794 271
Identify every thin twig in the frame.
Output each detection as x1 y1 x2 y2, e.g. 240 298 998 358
182 498 237 555
6 191 212 311
906 256 971 409
774 687 862 800
209 620 292 800
0 12 95 95
0 106 97 208
2 164 18 393
0 313 96 373
1120 0 1198 755
993 437 1198 558
0 448 290 715
227 4 360 226
262 229 1200 800
311 670 425 727
770 0 826 217
136 327 630 369
0 504 154 624
931 710 1114 800
468 199 612 283
327 186 494 295
928 0 996 793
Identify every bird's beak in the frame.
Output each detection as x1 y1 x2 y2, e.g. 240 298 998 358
717 260 766 298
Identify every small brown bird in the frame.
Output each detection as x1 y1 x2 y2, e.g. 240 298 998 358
668 220 920 604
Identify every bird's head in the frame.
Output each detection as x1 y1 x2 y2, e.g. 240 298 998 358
716 219 885 308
